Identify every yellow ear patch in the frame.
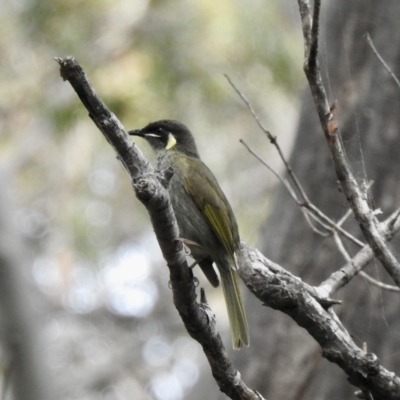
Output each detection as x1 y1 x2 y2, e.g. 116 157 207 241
166 133 177 150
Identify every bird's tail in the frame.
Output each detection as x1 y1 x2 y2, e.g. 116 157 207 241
220 266 249 349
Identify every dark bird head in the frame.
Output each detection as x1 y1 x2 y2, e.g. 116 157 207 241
129 120 200 158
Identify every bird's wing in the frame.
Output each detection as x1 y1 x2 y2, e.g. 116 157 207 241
183 158 239 258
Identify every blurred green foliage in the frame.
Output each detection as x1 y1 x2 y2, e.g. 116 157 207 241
1 0 304 265
0 0 305 398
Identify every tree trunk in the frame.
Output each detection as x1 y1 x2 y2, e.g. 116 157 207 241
237 1 400 398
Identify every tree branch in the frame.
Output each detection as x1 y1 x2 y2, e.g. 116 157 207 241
319 209 400 296
297 0 400 288
238 245 400 400
56 56 262 400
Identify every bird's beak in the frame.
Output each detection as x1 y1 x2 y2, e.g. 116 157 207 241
128 129 144 137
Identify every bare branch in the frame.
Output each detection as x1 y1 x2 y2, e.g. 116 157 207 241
224 74 274 142
332 218 400 293
239 139 300 203
225 74 310 204
297 0 400 287
333 230 352 261
238 244 400 399
307 202 365 246
239 245 340 308
228 74 366 249
302 208 330 236
241 135 364 246
337 209 354 228
366 33 400 91
56 56 262 400
319 209 400 295
359 271 400 293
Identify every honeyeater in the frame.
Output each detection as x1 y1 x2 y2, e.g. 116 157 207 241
129 120 249 349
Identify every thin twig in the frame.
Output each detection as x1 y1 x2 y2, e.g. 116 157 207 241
359 271 400 293
225 74 274 142
331 230 400 292
241 134 365 246
332 227 400 292
333 230 351 262
225 74 311 204
231 77 365 247
307 202 365 247
239 139 300 203
336 209 353 228
319 208 400 295
366 33 400 91
302 209 330 236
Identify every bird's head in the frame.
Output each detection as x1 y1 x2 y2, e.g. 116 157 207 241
129 120 200 158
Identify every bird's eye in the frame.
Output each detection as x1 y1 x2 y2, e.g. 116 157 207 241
157 127 163 133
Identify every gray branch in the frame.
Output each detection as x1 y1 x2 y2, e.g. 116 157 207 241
56 56 262 400
238 245 400 400
319 209 400 295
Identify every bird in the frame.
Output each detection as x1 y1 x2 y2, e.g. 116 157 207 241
129 120 249 349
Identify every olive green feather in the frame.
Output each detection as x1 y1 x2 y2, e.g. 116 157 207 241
184 159 239 259
183 157 249 348
221 267 248 349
